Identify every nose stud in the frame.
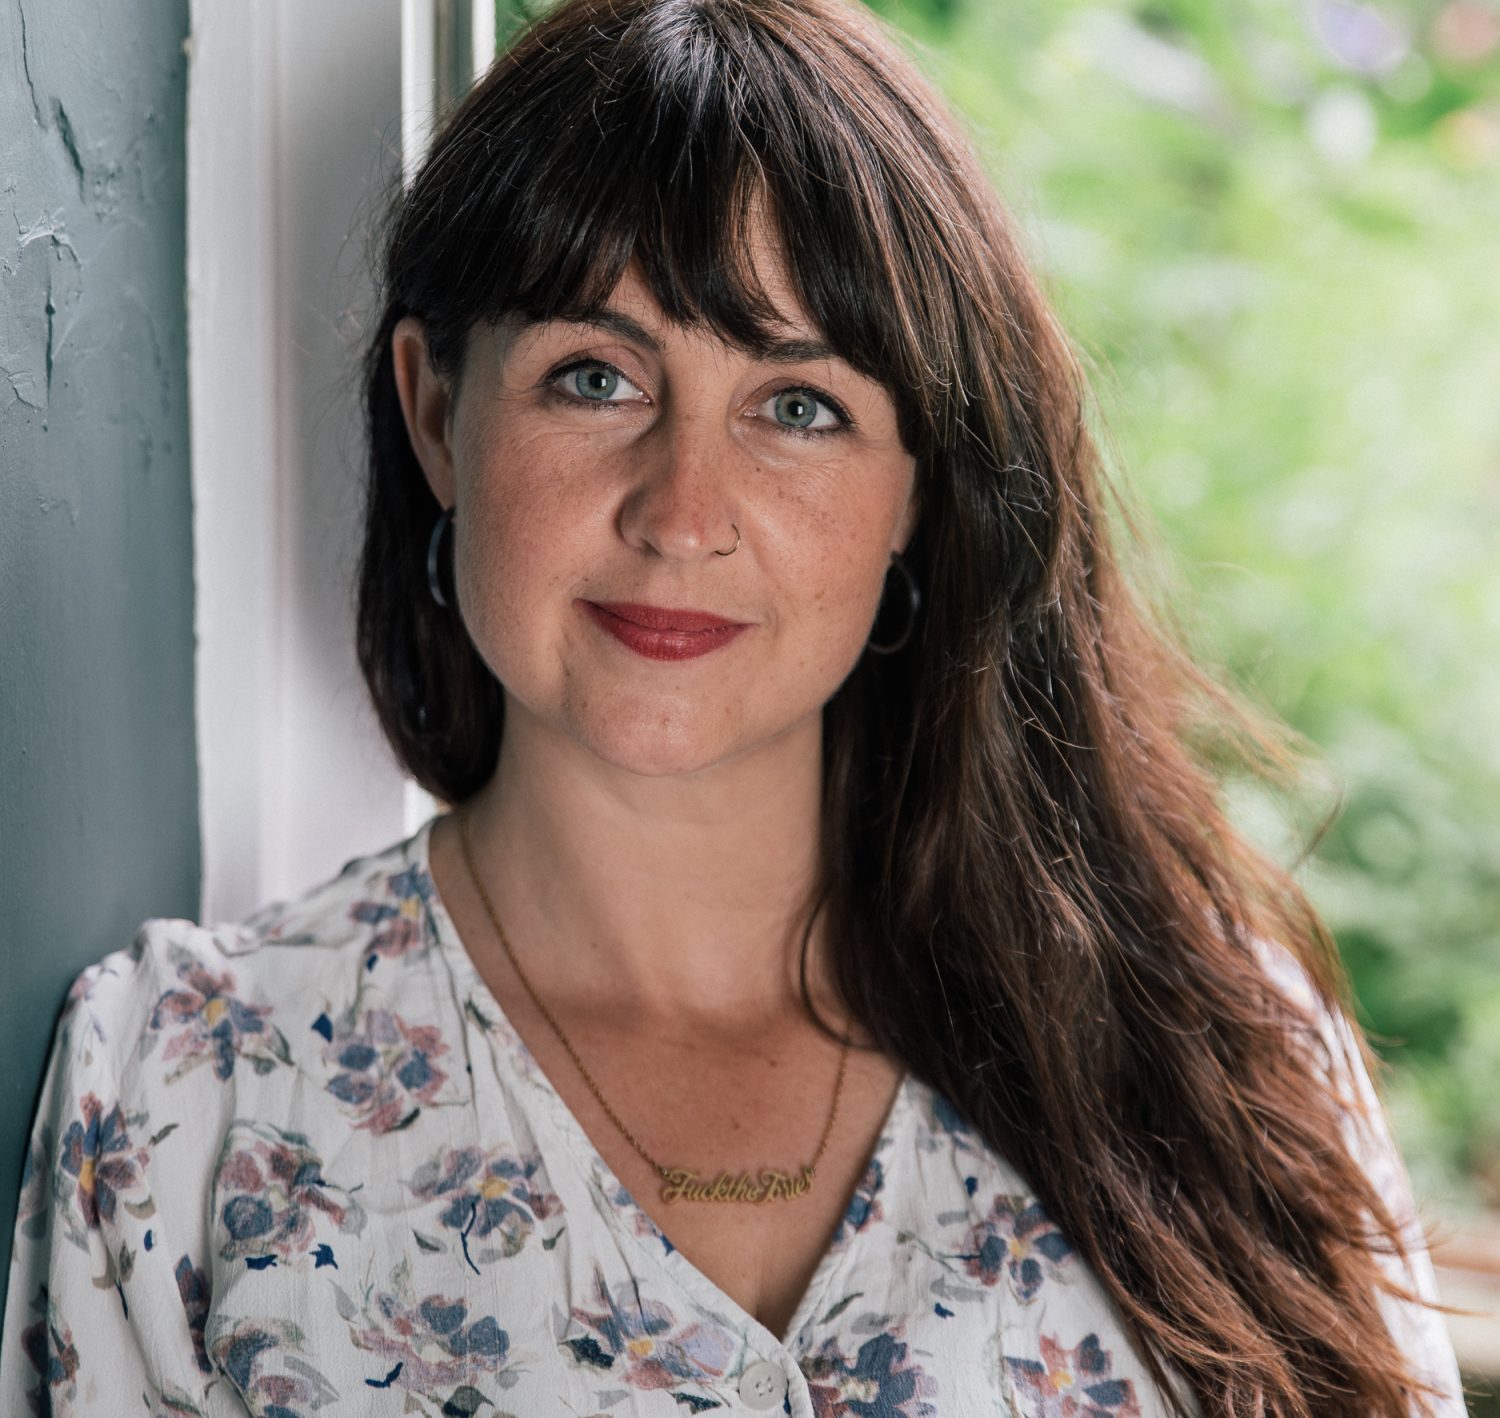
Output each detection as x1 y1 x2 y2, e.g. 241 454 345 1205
713 524 741 557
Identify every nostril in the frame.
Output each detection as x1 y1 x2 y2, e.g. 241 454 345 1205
620 488 739 561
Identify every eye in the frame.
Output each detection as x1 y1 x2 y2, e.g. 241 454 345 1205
756 386 855 442
544 359 647 409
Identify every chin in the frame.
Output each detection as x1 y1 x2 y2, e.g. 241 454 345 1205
574 719 746 779
559 685 749 777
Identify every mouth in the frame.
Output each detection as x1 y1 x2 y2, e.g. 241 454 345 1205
579 600 752 662
584 601 750 632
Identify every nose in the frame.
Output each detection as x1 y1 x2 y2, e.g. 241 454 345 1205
616 407 740 562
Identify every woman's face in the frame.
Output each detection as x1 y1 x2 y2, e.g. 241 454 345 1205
392 226 919 779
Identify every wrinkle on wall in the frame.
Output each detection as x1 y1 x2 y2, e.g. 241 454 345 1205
0 0 199 1314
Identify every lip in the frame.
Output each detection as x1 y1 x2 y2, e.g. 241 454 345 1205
586 601 749 632
580 600 751 662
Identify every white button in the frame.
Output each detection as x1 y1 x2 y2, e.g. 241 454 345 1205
737 1359 787 1410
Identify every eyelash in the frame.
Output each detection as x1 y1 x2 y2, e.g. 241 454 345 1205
542 358 857 441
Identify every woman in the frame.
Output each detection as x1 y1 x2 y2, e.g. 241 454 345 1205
0 0 1467 1412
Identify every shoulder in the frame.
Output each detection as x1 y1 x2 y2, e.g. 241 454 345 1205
235 826 438 959
1247 938 1466 1411
1246 930 1336 1030
1244 932 1428 1250
1245 932 1373 1106
10 821 472 1354
1237 930 1412 1191
57 825 436 1090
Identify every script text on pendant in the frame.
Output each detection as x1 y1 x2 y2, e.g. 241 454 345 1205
659 1167 815 1204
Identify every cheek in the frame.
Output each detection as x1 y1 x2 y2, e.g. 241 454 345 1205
797 556 878 640
451 441 593 676
812 468 918 665
778 487 904 636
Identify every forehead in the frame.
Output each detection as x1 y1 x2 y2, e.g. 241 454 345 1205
597 247 814 335
500 188 831 353
491 253 842 368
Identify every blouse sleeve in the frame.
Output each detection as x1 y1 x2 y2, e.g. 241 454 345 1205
0 927 237 1416
1258 939 1468 1418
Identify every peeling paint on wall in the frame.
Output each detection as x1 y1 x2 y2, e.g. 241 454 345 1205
5 210 83 413
1 0 200 1312
4 0 167 421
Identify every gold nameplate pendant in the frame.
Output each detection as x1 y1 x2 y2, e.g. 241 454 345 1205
660 1167 815 1204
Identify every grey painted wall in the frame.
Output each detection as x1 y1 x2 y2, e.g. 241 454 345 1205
1 0 199 1320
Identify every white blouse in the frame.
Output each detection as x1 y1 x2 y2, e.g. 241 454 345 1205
1 813 1465 1416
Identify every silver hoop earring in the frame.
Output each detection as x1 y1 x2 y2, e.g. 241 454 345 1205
427 506 455 608
865 552 921 655
714 523 741 557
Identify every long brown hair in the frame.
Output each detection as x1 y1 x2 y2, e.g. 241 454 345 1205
354 0 1450 1411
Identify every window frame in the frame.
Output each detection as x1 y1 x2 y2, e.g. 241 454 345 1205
187 0 493 921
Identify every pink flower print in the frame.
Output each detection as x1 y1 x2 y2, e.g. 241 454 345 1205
959 1193 1075 1301
148 945 291 1082
563 1263 735 1391
57 1093 153 1232
323 1006 453 1133
15 1124 52 1243
803 1331 939 1417
19 1281 81 1417
174 1255 213 1374
208 1315 338 1415
1006 1333 1142 1418
60 957 110 1022
406 1144 563 1269
214 1121 366 1266
348 863 436 966
346 1285 511 1395
605 1177 675 1252
63 969 94 1013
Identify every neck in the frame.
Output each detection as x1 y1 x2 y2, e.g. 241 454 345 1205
455 699 836 1031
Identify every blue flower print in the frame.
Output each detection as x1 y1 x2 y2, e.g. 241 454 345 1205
347 863 437 965
340 1267 514 1401
322 1006 454 1134
174 1255 212 1373
1006 1332 1141 1417
13 1124 50 1245
958 1193 1075 1301
213 1121 366 1266
406 1143 563 1266
206 1314 339 1417
831 1155 886 1247
18 1282 81 1418
147 943 291 1082
803 1330 939 1416
603 1177 673 1250
57 1092 154 1238
562 1263 735 1392
912 1090 984 1159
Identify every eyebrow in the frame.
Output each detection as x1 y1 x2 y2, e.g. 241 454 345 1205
528 308 843 367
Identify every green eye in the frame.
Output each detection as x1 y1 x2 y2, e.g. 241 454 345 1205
774 390 822 429
572 365 620 400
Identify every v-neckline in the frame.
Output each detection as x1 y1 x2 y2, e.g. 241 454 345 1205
408 810 913 1353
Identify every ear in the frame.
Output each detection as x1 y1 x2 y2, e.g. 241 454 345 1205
894 468 921 556
391 314 457 509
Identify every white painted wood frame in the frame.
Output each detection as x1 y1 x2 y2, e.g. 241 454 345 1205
188 0 499 923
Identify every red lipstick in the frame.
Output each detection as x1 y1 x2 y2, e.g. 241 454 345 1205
580 601 751 661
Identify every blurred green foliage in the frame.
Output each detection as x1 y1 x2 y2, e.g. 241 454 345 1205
490 0 1500 1215
865 0 1500 1215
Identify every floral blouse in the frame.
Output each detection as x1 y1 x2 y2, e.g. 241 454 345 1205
1 813 1465 1417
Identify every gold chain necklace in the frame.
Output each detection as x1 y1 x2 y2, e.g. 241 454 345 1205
455 806 852 1205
